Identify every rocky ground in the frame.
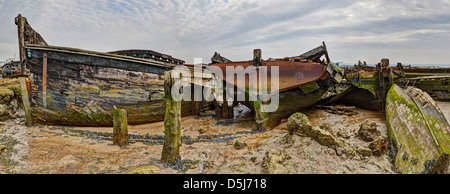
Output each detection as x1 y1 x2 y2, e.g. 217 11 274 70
0 76 448 174
1 104 403 174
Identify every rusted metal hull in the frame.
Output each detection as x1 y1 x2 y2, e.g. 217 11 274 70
212 60 326 92
210 59 330 129
386 84 450 173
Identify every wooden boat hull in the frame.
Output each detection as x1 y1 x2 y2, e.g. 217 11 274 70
386 84 450 173
25 45 193 126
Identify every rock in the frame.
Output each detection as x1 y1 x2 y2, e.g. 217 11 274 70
337 130 351 139
0 88 14 105
183 160 200 170
309 125 341 150
335 148 344 156
357 146 373 157
369 137 389 157
287 112 312 136
358 119 381 142
128 165 160 174
0 145 8 155
0 104 10 118
261 149 296 174
280 133 295 146
233 140 247 150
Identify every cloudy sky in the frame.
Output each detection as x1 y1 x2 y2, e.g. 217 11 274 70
1 0 450 65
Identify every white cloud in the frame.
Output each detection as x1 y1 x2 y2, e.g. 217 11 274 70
0 0 450 64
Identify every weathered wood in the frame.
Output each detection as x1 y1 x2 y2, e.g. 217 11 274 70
161 71 182 163
112 107 129 148
386 85 450 173
192 101 201 116
253 49 262 67
16 15 26 76
222 87 230 119
42 52 47 109
26 49 171 126
19 77 32 126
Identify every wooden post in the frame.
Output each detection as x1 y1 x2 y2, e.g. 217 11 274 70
253 49 262 67
42 53 47 109
112 107 129 148
15 14 27 76
192 101 201 116
222 86 229 119
161 71 182 163
191 83 201 116
322 41 330 65
19 77 32 126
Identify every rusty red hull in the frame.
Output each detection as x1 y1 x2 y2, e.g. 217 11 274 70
210 60 326 92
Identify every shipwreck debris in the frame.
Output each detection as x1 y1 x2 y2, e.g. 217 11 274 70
210 42 345 130
14 14 199 127
386 84 450 174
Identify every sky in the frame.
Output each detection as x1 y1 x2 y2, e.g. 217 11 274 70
1 0 450 65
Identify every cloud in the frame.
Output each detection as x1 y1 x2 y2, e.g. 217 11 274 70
0 0 450 64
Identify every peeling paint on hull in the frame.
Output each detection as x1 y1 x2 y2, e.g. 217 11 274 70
26 47 193 126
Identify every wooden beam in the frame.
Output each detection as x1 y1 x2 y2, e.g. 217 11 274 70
253 49 262 67
15 15 27 76
42 53 47 109
19 77 32 126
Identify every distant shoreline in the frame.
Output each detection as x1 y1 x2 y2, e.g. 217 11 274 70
339 63 450 68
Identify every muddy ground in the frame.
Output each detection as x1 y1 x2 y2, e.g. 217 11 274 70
1 102 449 174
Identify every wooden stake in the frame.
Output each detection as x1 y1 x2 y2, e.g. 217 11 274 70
42 53 47 109
161 71 182 163
253 49 262 67
19 77 32 126
16 15 27 76
112 107 129 148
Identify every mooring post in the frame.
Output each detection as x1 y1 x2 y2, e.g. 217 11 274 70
253 49 262 67
252 49 267 131
42 53 47 109
161 71 182 164
222 86 230 119
19 77 32 126
112 107 129 148
191 83 202 116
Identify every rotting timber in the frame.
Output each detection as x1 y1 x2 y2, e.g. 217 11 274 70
209 42 345 130
386 85 450 174
14 14 197 126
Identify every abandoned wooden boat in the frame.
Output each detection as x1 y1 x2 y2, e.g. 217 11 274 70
15 14 193 126
386 84 450 174
1 59 21 78
337 59 406 111
209 43 344 129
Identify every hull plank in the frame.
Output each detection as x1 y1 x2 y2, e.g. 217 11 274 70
26 48 182 126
